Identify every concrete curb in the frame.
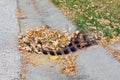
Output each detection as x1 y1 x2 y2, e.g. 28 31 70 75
0 0 21 80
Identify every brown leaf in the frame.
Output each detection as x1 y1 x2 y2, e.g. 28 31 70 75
17 9 27 19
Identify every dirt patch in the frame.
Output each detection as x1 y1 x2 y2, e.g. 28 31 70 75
20 51 79 78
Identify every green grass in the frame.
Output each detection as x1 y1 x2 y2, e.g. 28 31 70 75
52 0 120 39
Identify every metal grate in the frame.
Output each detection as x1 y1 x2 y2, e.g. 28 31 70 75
38 35 97 56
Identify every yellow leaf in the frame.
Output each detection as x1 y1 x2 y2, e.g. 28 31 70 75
49 56 59 60
61 37 66 41
94 45 99 49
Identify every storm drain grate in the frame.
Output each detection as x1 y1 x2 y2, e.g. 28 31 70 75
17 26 97 56
40 34 97 56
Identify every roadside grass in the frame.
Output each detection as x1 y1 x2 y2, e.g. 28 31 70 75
52 0 120 40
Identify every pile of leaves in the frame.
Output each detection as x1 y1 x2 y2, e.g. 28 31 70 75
17 25 72 54
17 25 79 76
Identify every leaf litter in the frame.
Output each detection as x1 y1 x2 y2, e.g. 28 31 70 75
17 25 79 76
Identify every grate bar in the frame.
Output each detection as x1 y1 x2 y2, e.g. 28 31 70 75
40 35 97 56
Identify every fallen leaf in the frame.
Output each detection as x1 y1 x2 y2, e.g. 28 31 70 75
17 9 26 19
49 56 59 60
99 18 110 25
